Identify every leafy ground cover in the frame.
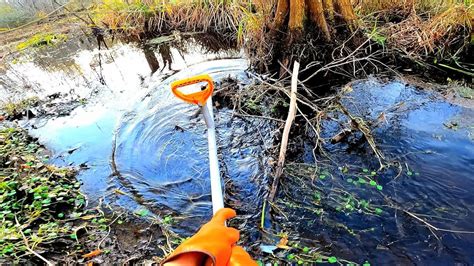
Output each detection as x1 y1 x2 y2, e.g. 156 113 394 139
0 127 107 263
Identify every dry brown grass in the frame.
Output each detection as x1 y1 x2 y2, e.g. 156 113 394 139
353 0 468 16
89 0 472 68
381 4 472 58
92 0 255 40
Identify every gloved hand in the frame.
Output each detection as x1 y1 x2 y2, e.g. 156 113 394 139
162 208 256 266
229 246 258 266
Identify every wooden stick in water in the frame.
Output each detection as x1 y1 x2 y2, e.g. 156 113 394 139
269 61 299 201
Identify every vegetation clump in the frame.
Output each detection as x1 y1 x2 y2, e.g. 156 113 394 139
16 33 67 51
1 97 40 119
0 127 104 263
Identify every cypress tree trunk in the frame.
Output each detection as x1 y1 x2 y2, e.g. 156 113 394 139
273 0 358 43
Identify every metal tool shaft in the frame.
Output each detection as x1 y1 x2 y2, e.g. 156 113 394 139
201 98 224 214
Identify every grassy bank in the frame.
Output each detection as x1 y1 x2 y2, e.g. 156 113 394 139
82 0 473 77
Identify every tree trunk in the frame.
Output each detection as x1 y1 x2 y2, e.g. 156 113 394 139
307 0 331 40
268 0 357 72
273 0 357 42
334 0 357 29
323 0 335 23
288 0 305 31
274 0 289 30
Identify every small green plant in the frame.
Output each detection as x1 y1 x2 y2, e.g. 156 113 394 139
368 22 387 47
135 208 150 217
163 215 173 224
16 33 67 51
0 127 106 261
1 97 40 117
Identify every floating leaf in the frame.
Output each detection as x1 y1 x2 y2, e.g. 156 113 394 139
58 213 64 218
328 256 338 263
337 165 349 174
347 178 353 183
319 174 326 180
277 235 290 249
82 249 102 258
363 261 371 266
376 185 383 191
303 247 310 253
407 171 413 176
369 180 377 186
362 169 369 173
358 178 367 184
114 189 127 195
287 253 295 260
164 215 173 224
314 192 321 201
375 208 383 215
371 171 376 176
135 209 149 217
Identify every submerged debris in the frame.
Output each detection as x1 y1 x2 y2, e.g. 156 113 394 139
1 95 87 121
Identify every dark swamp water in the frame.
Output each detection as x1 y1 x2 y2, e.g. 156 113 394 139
1 34 474 264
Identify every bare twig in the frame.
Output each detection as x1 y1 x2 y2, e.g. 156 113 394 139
404 210 474 234
15 216 54 266
269 61 300 201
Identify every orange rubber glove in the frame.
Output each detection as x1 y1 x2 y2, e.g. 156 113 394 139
162 208 257 266
228 246 258 266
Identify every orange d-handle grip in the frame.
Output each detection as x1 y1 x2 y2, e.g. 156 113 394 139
171 74 214 106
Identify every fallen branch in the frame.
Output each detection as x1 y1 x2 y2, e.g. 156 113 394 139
269 61 299 202
15 215 54 266
404 210 474 234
